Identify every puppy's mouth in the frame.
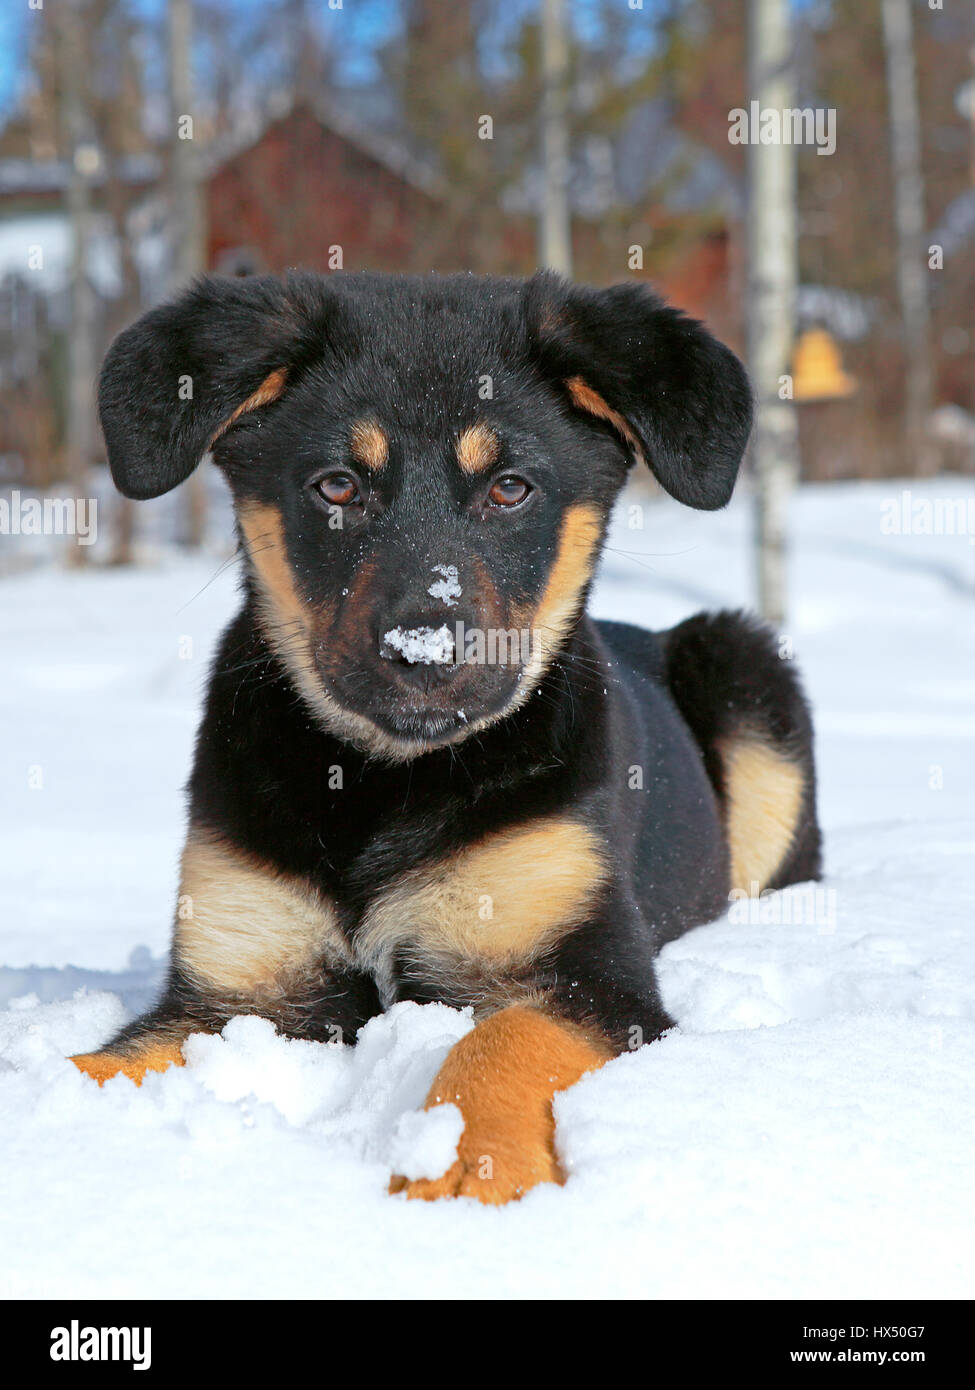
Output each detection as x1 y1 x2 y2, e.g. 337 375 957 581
320 652 525 752
357 675 522 746
376 702 475 745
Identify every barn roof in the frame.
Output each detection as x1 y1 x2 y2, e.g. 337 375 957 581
0 97 442 206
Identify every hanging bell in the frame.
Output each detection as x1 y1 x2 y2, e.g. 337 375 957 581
792 328 857 402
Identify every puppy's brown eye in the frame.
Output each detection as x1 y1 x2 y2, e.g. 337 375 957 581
317 473 360 506
487 476 532 508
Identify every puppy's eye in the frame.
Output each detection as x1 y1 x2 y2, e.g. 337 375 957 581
487 475 532 508
317 473 360 506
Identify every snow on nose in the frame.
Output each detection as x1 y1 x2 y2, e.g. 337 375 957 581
381 625 455 665
427 564 462 608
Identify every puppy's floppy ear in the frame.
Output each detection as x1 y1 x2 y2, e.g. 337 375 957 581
524 270 752 510
98 274 317 500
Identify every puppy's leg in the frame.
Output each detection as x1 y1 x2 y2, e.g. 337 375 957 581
71 827 376 1086
71 1014 195 1086
390 1005 612 1205
71 1045 186 1085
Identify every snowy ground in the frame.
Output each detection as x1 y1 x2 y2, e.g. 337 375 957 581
1 474 974 1299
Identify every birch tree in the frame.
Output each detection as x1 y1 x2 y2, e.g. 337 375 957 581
58 0 98 570
539 0 572 275
882 0 932 475
169 0 209 547
747 0 799 625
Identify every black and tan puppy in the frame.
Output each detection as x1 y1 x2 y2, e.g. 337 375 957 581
73 270 820 1203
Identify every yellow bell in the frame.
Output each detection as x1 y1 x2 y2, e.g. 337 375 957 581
792 328 857 402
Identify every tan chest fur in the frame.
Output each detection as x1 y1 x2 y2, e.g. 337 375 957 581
355 815 609 1005
176 816 608 1010
175 830 353 1000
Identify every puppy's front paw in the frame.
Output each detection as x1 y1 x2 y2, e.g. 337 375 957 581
70 1043 185 1086
389 1109 563 1205
388 1005 609 1205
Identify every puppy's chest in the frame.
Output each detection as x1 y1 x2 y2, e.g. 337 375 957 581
351 814 609 1005
176 816 609 1010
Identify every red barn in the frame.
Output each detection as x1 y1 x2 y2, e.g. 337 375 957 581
206 103 446 276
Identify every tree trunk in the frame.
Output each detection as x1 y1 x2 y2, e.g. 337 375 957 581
882 0 933 476
59 0 97 570
747 0 800 627
169 0 209 548
106 171 142 565
539 0 572 275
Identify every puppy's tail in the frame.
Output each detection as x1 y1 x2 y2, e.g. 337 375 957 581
658 610 821 893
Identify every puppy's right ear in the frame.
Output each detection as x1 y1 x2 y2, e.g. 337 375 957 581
98 275 316 500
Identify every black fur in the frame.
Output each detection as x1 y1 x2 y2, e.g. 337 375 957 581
659 611 822 890
94 269 819 1059
101 269 752 508
526 272 753 509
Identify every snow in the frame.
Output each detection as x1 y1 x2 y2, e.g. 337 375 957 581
388 1099 466 1182
1 475 974 1298
427 562 462 607
382 623 454 664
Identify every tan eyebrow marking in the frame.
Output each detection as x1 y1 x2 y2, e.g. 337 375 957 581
456 421 501 475
349 418 388 471
208 367 288 448
564 375 645 463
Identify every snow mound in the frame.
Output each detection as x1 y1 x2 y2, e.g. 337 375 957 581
2 983 973 1299
388 1102 464 1181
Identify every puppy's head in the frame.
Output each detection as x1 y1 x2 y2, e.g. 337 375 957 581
99 270 751 760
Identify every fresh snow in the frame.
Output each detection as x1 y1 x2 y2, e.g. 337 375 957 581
382 623 454 664
1 476 974 1299
428 563 462 607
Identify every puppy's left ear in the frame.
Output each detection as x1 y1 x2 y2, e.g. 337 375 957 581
524 271 752 510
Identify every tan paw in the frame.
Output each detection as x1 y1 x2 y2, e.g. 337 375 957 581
70 1044 185 1087
388 1005 609 1205
390 1117 563 1205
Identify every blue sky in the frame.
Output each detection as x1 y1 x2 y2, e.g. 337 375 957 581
0 0 406 121
0 0 824 126
0 0 675 126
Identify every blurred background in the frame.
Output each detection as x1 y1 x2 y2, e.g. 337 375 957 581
0 0 973 609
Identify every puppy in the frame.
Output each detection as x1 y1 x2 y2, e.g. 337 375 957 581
72 270 820 1204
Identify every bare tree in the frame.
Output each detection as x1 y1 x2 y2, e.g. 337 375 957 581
57 0 99 569
169 0 209 547
747 0 800 625
98 2 149 565
539 0 572 275
882 0 933 475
